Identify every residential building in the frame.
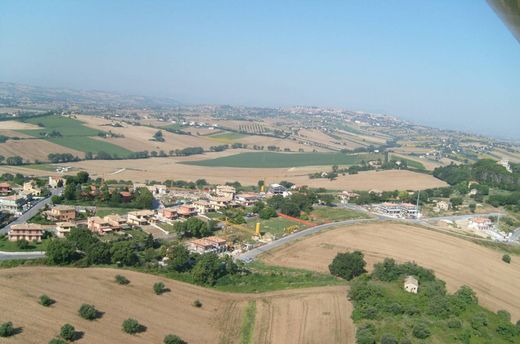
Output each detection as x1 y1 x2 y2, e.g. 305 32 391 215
268 184 290 197
193 200 210 214
188 236 227 254
215 185 235 200
339 191 359 204
8 223 44 242
177 204 197 218
48 176 66 188
56 222 75 238
0 194 30 215
468 217 493 231
235 193 258 206
23 181 42 196
87 216 123 235
127 210 156 226
47 205 76 222
104 214 130 230
404 276 419 294
375 202 418 218
209 196 230 211
119 191 132 202
0 182 12 194
159 208 178 221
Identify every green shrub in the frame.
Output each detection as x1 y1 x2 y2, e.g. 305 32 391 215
497 310 511 322
380 333 398 344
153 281 167 295
471 314 488 330
193 299 203 308
60 323 76 341
356 323 376 344
115 274 130 285
447 319 462 329
49 338 68 344
78 304 98 320
122 318 144 334
39 294 55 307
412 322 431 339
502 254 511 264
163 334 187 344
0 321 15 337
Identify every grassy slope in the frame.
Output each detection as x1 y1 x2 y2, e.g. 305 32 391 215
184 152 382 168
311 207 369 223
17 115 132 156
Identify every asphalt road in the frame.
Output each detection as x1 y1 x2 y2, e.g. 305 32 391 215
0 251 45 261
0 187 62 235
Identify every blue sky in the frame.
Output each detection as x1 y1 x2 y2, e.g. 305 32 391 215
1 1 519 138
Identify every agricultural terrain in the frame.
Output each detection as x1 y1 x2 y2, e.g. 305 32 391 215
1 156 447 191
0 267 353 344
261 222 520 321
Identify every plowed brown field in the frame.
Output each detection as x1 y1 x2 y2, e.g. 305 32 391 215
261 222 520 321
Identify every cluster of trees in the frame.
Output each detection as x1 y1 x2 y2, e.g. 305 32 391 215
434 159 520 191
339 253 520 343
152 130 165 142
266 191 317 218
54 172 154 209
46 227 158 267
165 244 240 286
47 153 80 163
172 217 217 238
4 156 23 165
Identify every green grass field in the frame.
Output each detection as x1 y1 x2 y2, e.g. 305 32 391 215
17 115 132 156
0 237 48 252
208 131 247 143
390 154 426 170
245 216 307 236
311 206 369 223
184 152 382 168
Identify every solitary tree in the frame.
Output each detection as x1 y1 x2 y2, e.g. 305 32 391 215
328 251 366 280
153 282 167 295
49 338 68 344
0 322 15 337
122 318 144 334
78 304 98 320
502 254 512 264
115 274 130 285
39 294 55 307
60 324 76 341
163 334 187 344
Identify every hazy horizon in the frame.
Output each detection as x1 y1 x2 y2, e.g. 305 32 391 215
1 1 519 139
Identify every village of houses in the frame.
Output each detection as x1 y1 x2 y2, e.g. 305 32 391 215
0 175 512 259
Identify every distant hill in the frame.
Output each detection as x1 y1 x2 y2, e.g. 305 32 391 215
0 82 180 111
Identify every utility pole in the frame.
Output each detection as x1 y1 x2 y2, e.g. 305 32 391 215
415 191 421 219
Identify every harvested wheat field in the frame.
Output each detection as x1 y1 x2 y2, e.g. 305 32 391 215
262 222 520 321
254 286 353 344
0 120 40 130
2 156 446 192
0 139 84 161
0 267 353 344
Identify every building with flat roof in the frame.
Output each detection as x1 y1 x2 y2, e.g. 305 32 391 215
404 276 419 294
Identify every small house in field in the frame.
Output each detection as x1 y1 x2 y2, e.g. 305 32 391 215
8 223 45 242
404 276 419 294
468 217 493 231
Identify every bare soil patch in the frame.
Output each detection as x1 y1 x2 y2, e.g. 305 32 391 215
262 222 520 321
0 120 40 130
0 139 84 161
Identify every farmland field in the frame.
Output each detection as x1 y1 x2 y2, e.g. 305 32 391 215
262 222 520 321
0 267 354 344
1 157 446 191
310 206 369 223
15 115 133 156
207 131 247 142
184 152 381 168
